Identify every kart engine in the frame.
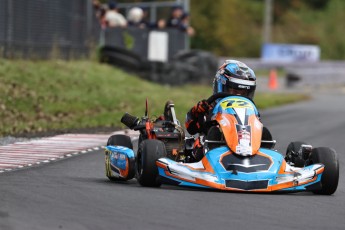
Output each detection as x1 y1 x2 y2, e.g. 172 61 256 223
155 130 183 160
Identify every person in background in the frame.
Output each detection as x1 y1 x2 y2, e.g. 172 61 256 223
138 6 166 29
92 0 101 16
139 6 151 28
105 1 127 28
166 6 195 36
127 7 146 29
166 5 184 28
155 19 167 29
95 6 108 29
179 12 195 36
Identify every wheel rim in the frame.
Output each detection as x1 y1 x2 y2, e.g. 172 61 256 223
105 155 112 177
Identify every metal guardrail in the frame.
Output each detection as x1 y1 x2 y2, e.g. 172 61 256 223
0 0 96 59
101 27 187 62
0 0 190 59
219 57 345 70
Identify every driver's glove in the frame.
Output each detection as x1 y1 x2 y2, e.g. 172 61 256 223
191 100 210 118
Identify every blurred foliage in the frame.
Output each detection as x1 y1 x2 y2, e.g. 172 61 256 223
190 0 345 59
272 0 345 59
190 0 263 57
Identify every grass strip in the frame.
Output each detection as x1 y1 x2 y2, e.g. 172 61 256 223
0 59 308 136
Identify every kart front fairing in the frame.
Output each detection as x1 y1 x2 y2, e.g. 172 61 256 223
211 96 262 156
156 95 325 192
157 146 324 192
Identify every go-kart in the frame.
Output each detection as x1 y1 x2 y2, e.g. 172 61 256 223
105 93 339 195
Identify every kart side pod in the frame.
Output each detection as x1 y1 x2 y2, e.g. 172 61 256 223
105 145 136 181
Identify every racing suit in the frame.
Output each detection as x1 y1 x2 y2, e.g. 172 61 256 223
185 100 211 136
185 97 262 161
185 100 212 161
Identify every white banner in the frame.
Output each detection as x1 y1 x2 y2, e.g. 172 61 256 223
148 31 169 62
261 43 320 63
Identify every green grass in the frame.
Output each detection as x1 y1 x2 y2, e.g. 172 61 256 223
255 93 309 109
0 59 309 136
254 68 286 78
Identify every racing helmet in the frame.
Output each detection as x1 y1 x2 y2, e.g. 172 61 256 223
213 60 256 99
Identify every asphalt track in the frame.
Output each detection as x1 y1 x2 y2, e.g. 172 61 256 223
1 90 345 230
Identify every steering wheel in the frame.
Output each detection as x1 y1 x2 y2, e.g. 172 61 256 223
201 93 233 130
206 92 233 104
206 92 256 105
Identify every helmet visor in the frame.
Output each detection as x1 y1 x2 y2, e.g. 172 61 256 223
224 78 256 99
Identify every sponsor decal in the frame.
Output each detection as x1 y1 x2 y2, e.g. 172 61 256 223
220 118 228 127
261 43 320 63
236 124 252 155
236 145 252 155
220 98 254 110
254 119 262 130
238 85 250 89
119 154 126 160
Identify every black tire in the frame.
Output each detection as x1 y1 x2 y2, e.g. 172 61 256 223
260 126 274 149
105 134 135 181
138 134 144 146
107 134 133 149
309 147 339 195
262 126 272 141
99 46 143 71
172 50 218 84
206 126 223 150
136 139 167 187
285 141 307 167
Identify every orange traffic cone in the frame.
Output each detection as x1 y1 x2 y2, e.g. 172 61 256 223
268 69 278 90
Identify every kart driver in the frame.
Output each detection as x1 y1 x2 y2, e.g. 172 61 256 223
185 60 257 161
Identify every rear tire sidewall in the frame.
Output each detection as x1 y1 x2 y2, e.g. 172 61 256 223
107 134 133 149
309 147 339 195
137 139 167 187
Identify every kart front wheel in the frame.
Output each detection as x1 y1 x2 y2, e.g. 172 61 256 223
105 134 135 181
137 139 167 187
260 126 275 149
309 147 339 195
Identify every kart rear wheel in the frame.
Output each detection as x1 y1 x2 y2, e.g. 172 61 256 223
107 134 133 149
285 141 308 167
309 147 339 195
137 139 167 187
105 134 135 181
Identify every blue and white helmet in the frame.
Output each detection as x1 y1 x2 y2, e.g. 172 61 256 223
213 60 256 99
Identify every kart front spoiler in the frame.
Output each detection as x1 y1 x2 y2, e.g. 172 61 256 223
156 148 324 192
